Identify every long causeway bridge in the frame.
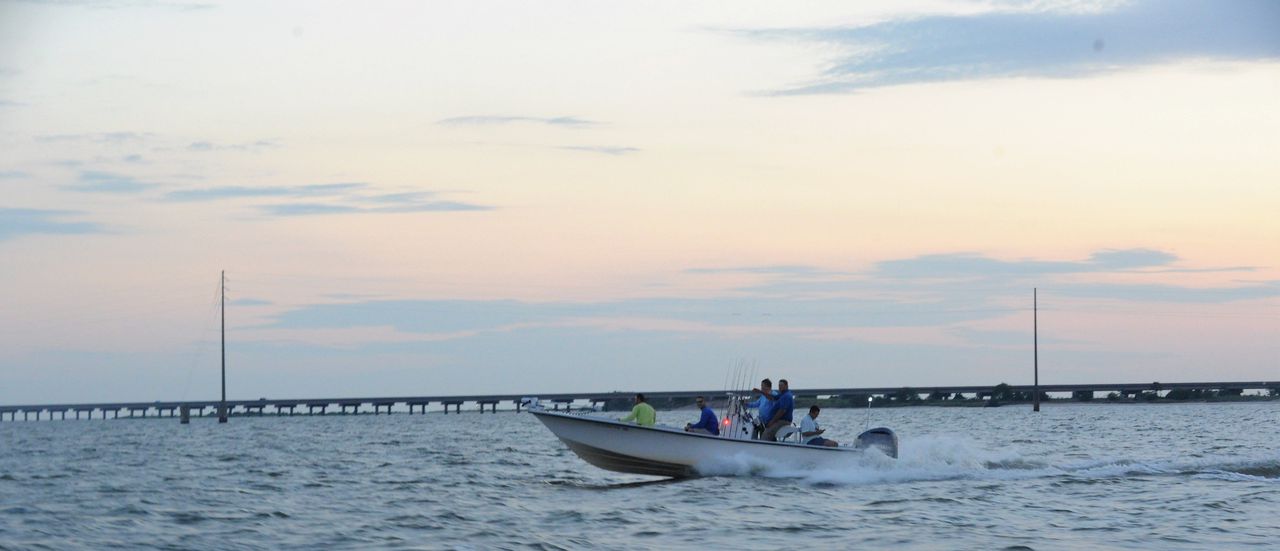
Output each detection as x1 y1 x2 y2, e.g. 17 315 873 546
0 380 1274 421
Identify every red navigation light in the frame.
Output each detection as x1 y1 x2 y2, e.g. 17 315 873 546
722 417 730 426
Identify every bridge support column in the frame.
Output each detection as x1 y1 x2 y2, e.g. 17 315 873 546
180 406 190 424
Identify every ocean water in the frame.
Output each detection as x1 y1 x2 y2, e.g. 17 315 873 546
1 402 1277 550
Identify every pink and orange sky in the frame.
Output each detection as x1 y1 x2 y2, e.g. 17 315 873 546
1 0 1277 404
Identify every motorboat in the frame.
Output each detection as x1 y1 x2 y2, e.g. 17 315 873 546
525 396 898 478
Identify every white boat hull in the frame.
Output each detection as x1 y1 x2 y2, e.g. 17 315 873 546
530 409 896 478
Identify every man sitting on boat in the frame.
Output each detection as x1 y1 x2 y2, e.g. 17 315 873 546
800 405 838 447
744 379 777 439
619 393 656 426
684 395 720 436
761 379 795 441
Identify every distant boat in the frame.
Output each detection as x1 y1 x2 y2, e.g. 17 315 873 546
526 398 898 478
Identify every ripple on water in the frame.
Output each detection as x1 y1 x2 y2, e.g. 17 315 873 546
165 511 208 525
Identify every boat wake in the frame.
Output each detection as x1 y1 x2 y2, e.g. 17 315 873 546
693 434 1280 486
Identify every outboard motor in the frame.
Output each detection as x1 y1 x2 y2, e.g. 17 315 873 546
854 427 899 458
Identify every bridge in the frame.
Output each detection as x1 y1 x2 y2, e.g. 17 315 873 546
0 380 1274 421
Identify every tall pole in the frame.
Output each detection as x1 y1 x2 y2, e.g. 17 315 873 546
1033 288 1040 412
219 270 228 423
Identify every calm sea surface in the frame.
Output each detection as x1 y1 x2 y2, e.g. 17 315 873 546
1 402 1277 550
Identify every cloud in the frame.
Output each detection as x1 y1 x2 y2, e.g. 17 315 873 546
747 0 1280 94
0 99 24 108
264 295 996 337
258 200 490 216
257 204 360 216
946 327 1037 347
163 182 492 216
35 132 154 144
724 249 1274 305
0 170 30 179
874 248 1181 279
1052 281 1280 303
0 208 104 241
557 145 640 156
437 115 601 128
875 253 1085 279
186 139 278 152
1088 248 1179 269
359 191 436 204
13 0 214 11
230 298 273 306
62 171 158 193
164 182 366 201
686 265 836 276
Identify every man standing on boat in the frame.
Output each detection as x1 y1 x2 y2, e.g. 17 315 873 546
745 379 777 439
762 379 795 441
684 396 720 435
620 393 656 426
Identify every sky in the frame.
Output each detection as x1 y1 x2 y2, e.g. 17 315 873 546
0 0 1277 405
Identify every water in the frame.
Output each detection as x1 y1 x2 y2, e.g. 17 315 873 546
1 402 1277 550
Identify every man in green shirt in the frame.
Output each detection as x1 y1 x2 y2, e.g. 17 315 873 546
620 393 656 426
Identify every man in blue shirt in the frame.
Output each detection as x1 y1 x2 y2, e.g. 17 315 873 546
745 379 776 439
684 396 720 435
762 379 795 441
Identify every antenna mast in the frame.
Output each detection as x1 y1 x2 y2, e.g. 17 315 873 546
1033 288 1040 413
219 270 228 423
